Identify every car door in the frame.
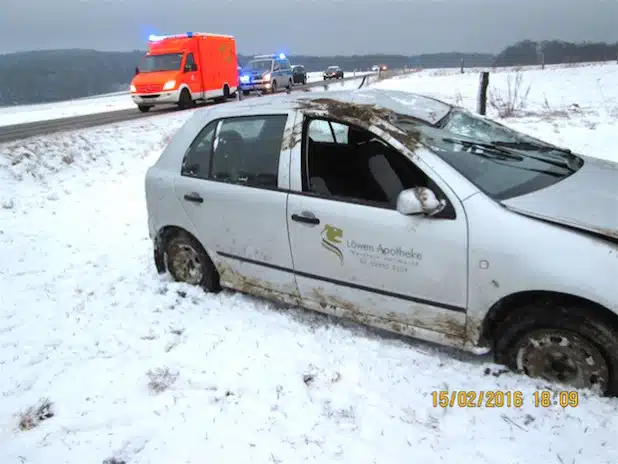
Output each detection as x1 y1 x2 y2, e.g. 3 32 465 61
286 116 469 337
173 109 300 298
183 53 201 95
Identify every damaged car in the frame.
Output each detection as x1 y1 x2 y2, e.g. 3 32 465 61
145 88 618 395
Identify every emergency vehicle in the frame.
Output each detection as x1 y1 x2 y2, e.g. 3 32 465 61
130 32 238 112
238 54 293 95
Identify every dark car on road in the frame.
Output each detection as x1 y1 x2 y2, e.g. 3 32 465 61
323 65 344 80
291 65 307 85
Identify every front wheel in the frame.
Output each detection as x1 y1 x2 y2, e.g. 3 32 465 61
178 89 194 109
137 105 151 113
494 300 618 396
270 80 278 93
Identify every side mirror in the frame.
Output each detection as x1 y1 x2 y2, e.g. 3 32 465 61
396 187 446 217
134 67 140 75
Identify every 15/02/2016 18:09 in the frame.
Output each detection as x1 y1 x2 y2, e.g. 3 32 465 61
431 390 579 408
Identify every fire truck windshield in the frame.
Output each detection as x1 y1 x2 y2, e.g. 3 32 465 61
140 53 183 72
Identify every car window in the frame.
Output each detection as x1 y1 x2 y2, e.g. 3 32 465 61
210 115 288 188
307 119 349 143
184 53 197 72
273 61 280 71
304 118 448 210
181 120 217 179
281 60 291 70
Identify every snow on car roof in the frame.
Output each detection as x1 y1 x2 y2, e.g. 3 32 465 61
203 89 453 125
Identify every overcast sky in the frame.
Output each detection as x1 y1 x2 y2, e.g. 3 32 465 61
2 0 617 56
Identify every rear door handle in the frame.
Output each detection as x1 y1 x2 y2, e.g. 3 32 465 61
183 193 203 203
291 213 320 225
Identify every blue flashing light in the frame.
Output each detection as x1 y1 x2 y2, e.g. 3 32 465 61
278 53 286 60
187 32 193 38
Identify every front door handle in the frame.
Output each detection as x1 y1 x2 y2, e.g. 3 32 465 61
291 213 320 225
183 193 203 203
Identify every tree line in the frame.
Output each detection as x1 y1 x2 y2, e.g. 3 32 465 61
0 40 615 106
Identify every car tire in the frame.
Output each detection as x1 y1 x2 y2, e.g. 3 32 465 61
164 232 221 293
303 76 307 85
178 89 194 109
138 105 151 113
271 80 277 93
286 79 292 90
494 299 618 396
242 90 250 96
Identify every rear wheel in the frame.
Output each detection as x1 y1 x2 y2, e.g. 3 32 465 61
494 299 618 396
302 76 307 85
164 233 220 292
242 90 250 96
286 79 292 90
137 105 151 113
178 89 194 109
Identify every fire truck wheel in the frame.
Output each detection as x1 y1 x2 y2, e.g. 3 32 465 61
138 105 151 113
178 89 194 109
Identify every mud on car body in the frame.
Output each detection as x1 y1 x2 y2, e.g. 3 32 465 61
145 88 618 396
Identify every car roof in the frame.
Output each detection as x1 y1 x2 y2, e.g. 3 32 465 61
202 88 454 125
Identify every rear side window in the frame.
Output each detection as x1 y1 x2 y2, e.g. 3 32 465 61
210 115 288 188
181 120 217 179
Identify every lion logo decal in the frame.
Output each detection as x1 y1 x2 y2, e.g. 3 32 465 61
321 224 344 264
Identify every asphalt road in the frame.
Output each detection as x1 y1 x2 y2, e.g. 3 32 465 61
0 70 404 144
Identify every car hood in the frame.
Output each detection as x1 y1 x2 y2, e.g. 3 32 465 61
501 155 618 239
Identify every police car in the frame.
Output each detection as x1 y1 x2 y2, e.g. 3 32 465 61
238 53 294 95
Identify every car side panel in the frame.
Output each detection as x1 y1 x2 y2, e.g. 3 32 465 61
173 110 299 297
463 192 618 344
286 111 469 338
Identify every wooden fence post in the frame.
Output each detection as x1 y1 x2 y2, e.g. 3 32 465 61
460 58 464 74
477 71 490 115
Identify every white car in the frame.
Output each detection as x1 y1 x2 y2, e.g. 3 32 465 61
145 88 618 395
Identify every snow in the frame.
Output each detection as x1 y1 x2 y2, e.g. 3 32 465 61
372 60 618 163
2 62 618 464
0 71 372 128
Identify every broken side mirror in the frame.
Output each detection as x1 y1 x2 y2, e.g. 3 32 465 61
396 187 446 217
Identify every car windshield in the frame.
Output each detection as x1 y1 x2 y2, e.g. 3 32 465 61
140 53 183 72
392 114 583 201
245 60 272 71
327 66 338 71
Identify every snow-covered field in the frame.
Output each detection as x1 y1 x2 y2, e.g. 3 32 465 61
1 62 618 463
0 71 372 128
374 61 618 163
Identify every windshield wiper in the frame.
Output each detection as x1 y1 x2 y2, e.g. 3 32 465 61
489 140 578 171
491 140 571 154
442 137 525 161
